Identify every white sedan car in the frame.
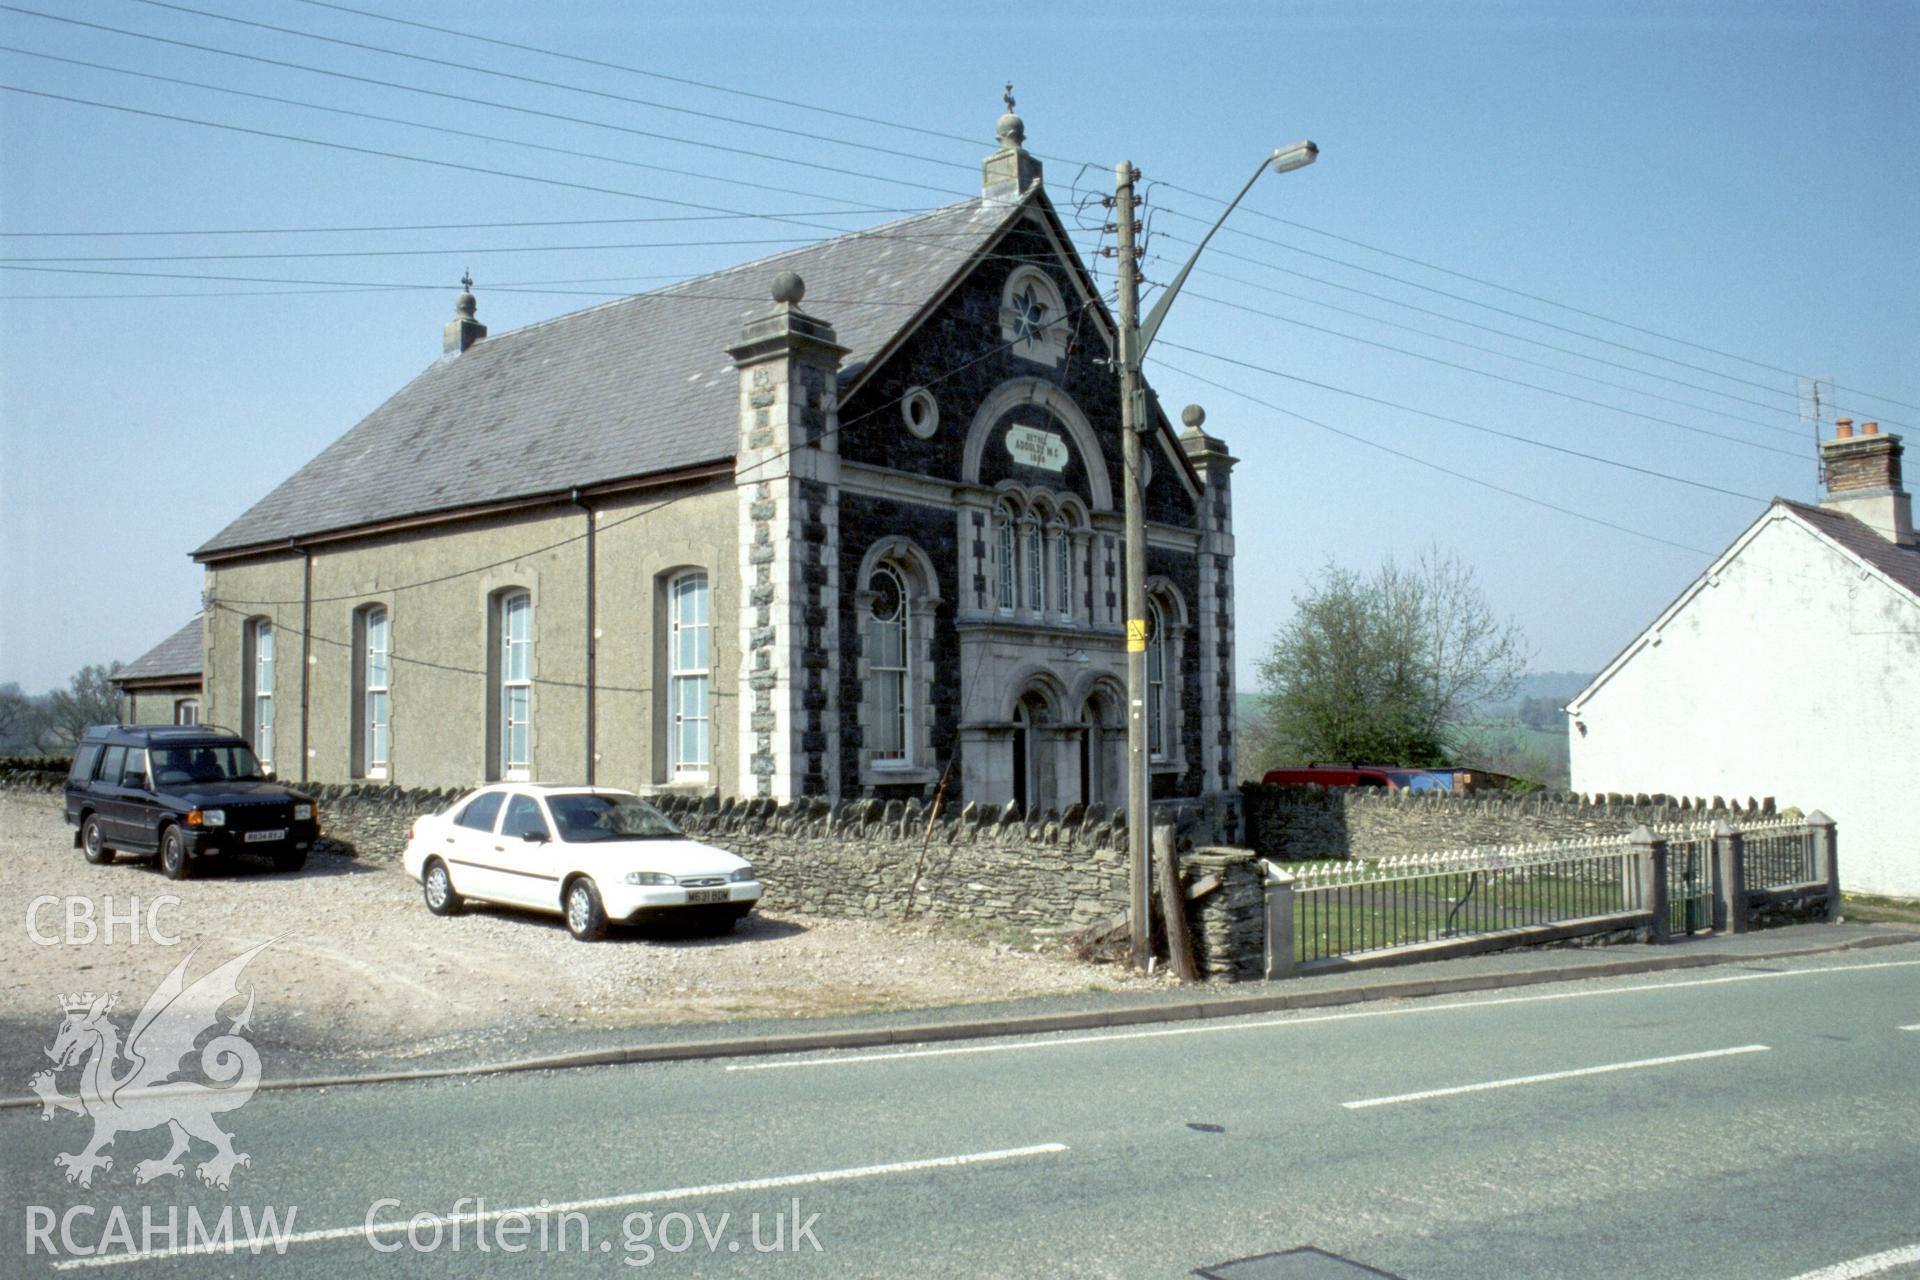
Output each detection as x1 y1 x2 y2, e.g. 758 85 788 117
400 785 762 941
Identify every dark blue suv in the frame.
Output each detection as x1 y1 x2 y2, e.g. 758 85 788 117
64 725 320 879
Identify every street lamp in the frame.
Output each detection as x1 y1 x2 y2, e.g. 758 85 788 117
1113 140 1318 971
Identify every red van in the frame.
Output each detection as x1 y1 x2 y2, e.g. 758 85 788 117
1260 766 1401 789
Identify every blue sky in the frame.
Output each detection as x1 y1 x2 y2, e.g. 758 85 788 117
2 0 1915 695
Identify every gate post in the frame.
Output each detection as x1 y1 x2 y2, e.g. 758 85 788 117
1806 810 1840 921
1630 825 1671 944
1262 862 1296 980
1712 819 1748 935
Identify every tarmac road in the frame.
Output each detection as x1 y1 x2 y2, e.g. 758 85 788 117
5 944 1918 1278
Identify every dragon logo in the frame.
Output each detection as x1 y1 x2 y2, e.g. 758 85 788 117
29 939 274 1189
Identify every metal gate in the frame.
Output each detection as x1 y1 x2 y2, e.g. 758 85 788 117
1667 835 1715 936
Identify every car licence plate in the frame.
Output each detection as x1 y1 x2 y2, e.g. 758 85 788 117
245 829 287 843
686 889 727 905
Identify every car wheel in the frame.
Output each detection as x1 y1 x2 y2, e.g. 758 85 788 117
423 859 462 916
81 816 115 866
273 848 307 874
159 827 191 881
563 877 607 941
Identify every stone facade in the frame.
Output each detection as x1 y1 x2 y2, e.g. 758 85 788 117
189 115 1238 825
1241 783 1768 863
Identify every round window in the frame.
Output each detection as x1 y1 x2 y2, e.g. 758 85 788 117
900 387 939 439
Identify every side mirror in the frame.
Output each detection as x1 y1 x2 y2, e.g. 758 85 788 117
522 830 550 844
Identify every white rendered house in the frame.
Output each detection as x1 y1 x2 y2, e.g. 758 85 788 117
1567 420 1920 899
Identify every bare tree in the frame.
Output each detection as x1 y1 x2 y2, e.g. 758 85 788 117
37 663 123 750
1253 548 1528 771
0 684 41 754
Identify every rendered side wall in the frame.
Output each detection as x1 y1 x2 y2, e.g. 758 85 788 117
1569 515 1920 897
201 479 738 791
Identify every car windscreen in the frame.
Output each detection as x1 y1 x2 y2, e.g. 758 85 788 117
147 744 265 786
546 794 682 843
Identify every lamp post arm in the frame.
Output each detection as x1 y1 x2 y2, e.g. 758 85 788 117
1135 153 1269 357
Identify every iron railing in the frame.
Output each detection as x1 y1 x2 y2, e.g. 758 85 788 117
1738 818 1820 890
1665 831 1716 937
1288 838 1640 964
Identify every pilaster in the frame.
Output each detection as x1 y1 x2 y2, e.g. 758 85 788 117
728 273 848 801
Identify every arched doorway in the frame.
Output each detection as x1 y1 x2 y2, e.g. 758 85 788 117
1011 690 1050 818
1080 689 1116 809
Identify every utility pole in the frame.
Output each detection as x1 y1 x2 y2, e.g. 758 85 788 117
1109 139 1318 973
1113 159 1152 971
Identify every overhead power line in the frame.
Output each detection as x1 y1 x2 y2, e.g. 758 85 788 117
1154 181 1920 413
0 7 973 203
0 210 927 239
0 83 978 242
1178 289 1806 459
1151 357 1716 557
1153 340 1769 503
121 0 1915 422
1174 249 1875 429
0 42 929 215
286 0 991 155
1147 252 1807 442
127 0 981 177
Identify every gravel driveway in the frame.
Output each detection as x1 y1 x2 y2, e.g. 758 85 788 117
0 792 1134 1084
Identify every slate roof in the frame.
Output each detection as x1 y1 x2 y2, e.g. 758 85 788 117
114 614 203 683
196 197 1022 557
1779 499 1920 600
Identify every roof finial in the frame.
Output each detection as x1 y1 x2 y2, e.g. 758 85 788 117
1004 82 1015 114
460 270 474 293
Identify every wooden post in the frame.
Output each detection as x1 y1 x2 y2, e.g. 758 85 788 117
1153 823 1197 982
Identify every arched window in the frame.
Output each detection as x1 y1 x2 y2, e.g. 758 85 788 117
243 618 274 769
491 589 532 781
1146 599 1168 762
1051 518 1071 617
669 572 710 776
353 604 391 779
173 698 199 726
867 564 910 764
995 505 1017 612
1024 518 1044 613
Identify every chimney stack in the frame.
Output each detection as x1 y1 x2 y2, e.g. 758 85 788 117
443 273 487 355
1820 418 1914 546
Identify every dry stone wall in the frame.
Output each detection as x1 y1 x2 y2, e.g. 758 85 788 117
205 783 1266 981
1242 783 1773 863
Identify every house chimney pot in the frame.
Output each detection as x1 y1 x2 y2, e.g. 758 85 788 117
1819 419 1912 546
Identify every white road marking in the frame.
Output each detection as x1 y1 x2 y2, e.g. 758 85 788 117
1785 1242 1920 1279
727 956 1920 1072
48 1143 1069 1271
1341 1044 1770 1110
1900 1024 1920 1032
